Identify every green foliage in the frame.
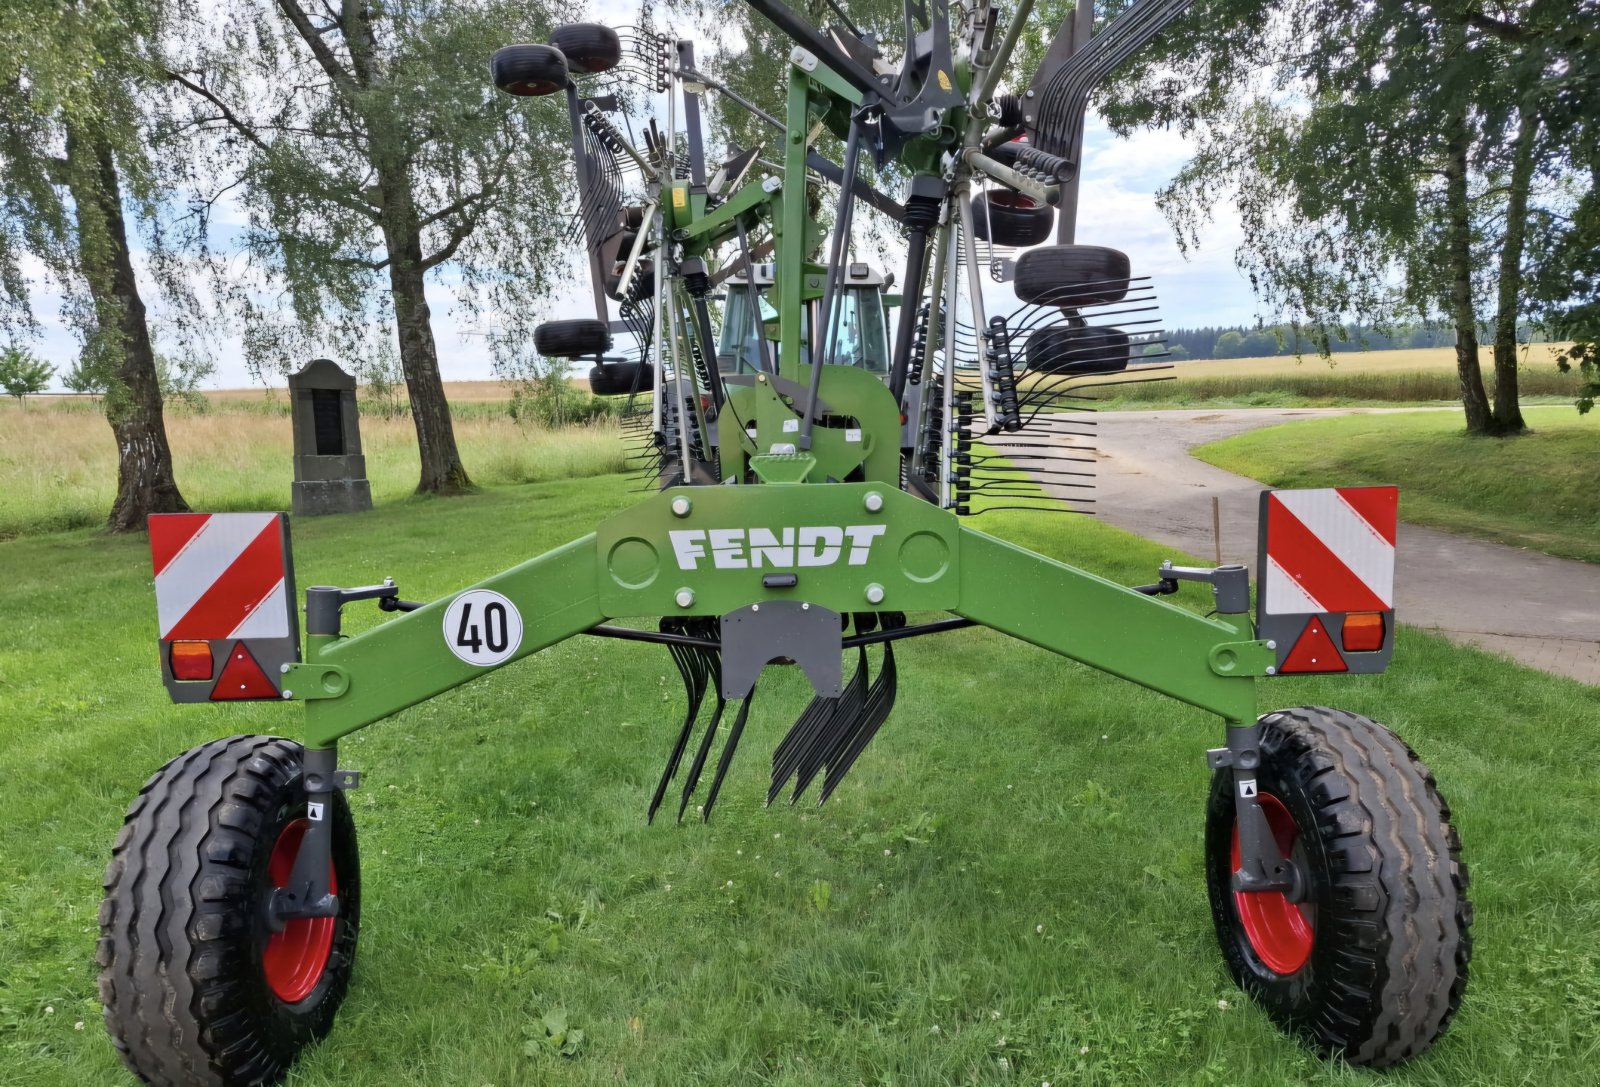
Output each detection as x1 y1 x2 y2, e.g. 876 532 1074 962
1211 330 1246 359
1555 340 1599 415
525 1008 585 1059
1096 0 1593 422
160 0 576 379
152 352 214 413
59 356 106 396
0 345 54 402
807 878 832 914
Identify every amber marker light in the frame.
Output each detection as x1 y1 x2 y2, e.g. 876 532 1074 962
1342 613 1386 653
169 640 215 681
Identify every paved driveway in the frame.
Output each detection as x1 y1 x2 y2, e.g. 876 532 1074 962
994 408 1600 685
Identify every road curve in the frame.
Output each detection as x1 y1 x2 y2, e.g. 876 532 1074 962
994 408 1599 685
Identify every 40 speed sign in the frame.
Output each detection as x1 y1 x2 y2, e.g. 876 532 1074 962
442 589 524 666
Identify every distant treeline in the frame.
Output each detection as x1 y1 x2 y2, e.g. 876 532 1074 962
1138 323 1544 361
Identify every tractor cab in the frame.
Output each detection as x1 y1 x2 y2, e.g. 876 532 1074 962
717 262 894 379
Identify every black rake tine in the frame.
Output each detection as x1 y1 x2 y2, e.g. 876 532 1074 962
790 645 869 804
647 625 710 823
676 693 727 824
701 682 759 822
768 692 836 806
820 640 900 805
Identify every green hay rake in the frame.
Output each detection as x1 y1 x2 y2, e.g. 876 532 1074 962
99 3 1470 1084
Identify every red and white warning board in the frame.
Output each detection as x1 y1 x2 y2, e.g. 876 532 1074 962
1257 487 1398 675
149 513 299 702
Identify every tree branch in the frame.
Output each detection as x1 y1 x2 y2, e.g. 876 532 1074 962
165 72 272 153
1465 11 1525 42
275 0 359 94
419 203 485 272
417 188 490 231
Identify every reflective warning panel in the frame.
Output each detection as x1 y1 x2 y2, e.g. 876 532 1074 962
1257 487 1397 676
149 513 299 703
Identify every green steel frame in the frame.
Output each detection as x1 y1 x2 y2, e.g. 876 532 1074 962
281 50 1276 752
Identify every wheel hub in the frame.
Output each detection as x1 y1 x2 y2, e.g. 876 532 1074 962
1230 792 1314 975
262 818 337 1003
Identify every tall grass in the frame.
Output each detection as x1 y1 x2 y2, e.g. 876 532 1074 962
0 401 626 539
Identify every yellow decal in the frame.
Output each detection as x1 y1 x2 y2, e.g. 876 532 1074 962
672 187 687 209
936 70 952 92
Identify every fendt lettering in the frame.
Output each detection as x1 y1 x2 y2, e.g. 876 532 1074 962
669 525 887 570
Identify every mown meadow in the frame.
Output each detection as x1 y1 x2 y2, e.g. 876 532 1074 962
2 448 1596 1085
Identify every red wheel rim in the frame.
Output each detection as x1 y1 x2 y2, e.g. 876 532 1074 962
1230 791 1314 975
987 190 1040 211
262 819 337 1003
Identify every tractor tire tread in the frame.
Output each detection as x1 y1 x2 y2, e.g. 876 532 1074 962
1207 706 1470 1069
100 735 359 1087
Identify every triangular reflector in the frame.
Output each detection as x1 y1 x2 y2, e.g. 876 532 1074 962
1281 618 1348 674
211 641 281 700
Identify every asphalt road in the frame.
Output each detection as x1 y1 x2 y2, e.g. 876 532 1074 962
994 407 1600 685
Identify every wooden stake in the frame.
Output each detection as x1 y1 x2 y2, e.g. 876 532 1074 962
1212 495 1223 566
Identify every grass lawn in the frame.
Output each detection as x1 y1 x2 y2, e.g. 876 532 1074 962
2 472 1598 1086
1193 406 1600 563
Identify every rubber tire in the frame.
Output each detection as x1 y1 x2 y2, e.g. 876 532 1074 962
535 318 611 358
550 24 622 75
1013 245 1131 307
1205 707 1471 1068
589 361 653 396
1024 326 1130 375
490 44 568 97
99 735 361 1087
970 190 1055 247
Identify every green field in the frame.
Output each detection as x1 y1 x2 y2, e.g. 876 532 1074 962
2 468 1598 1085
1078 344 1583 410
1194 406 1600 563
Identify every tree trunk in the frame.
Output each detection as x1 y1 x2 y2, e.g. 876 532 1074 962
379 185 472 494
1489 112 1538 435
1441 108 1493 435
65 125 190 532
340 0 470 495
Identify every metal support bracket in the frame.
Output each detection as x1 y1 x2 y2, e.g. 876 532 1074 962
1219 722 1305 899
280 662 351 701
267 746 349 928
1207 640 1277 678
1159 560 1252 615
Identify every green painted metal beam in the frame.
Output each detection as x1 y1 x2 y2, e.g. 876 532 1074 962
954 528 1260 725
297 536 604 747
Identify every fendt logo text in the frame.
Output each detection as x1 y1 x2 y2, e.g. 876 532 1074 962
669 526 887 570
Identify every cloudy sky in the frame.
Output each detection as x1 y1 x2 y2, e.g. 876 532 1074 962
25 12 1260 391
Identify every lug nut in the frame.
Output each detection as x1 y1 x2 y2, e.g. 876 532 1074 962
863 491 884 513
675 588 695 608
671 496 692 517
865 583 885 605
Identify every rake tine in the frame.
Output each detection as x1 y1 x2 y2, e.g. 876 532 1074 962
677 668 728 824
789 645 868 804
819 631 902 805
701 681 759 822
768 691 836 806
647 623 711 823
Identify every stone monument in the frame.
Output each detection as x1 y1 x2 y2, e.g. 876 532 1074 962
289 359 373 516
